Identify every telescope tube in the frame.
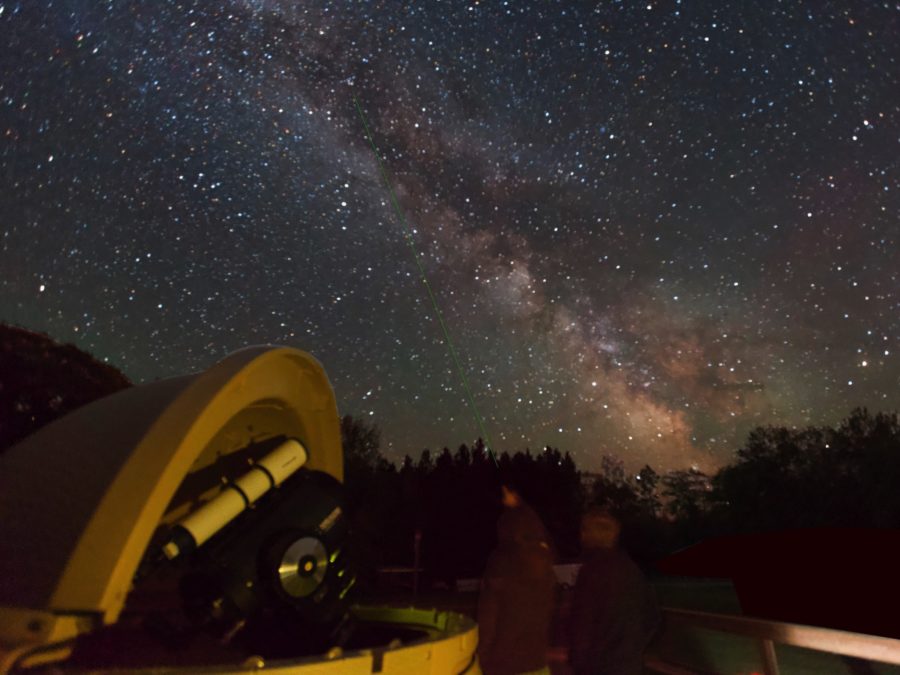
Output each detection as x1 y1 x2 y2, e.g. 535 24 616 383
163 439 307 559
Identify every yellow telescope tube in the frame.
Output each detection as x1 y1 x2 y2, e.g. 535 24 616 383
164 438 308 559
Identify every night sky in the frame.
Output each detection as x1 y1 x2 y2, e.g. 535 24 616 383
1 1 897 473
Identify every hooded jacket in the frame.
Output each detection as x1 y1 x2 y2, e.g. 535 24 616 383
477 504 556 675
568 547 659 675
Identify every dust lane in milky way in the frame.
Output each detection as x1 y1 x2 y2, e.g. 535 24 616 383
0 1 897 472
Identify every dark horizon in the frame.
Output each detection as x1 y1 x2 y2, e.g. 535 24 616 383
3 318 897 478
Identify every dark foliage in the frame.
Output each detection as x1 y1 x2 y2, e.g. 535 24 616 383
341 408 900 584
0 323 132 454
340 419 584 586
3 332 897 585
709 408 900 532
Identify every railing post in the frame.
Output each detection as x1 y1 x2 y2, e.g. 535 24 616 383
759 638 779 675
412 529 422 602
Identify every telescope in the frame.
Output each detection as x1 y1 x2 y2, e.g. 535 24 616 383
0 346 478 673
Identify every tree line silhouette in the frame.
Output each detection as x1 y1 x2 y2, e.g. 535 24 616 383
0 324 131 452
2 325 897 588
341 408 900 586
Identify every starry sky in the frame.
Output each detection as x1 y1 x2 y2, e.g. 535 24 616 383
1 1 897 473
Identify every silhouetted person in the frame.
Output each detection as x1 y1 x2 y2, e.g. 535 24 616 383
568 509 659 675
477 484 556 675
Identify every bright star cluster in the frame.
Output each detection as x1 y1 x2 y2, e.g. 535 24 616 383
1 1 897 472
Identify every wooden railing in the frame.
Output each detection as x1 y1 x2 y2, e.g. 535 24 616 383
645 608 900 675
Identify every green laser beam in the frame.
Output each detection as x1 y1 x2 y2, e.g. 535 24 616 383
353 95 498 468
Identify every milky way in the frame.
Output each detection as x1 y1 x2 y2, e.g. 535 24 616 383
1 1 897 472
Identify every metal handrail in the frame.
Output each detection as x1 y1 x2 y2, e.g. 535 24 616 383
647 608 900 675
